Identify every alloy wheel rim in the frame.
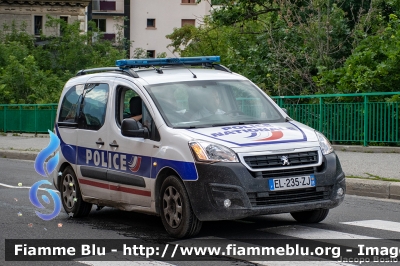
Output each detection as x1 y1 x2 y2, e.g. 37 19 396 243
163 186 183 228
62 174 77 209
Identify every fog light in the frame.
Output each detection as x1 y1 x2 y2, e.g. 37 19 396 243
223 199 231 208
337 188 344 196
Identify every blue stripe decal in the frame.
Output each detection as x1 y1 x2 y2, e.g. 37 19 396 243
56 126 77 164
151 158 197 181
77 147 152 178
57 126 197 181
288 121 307 141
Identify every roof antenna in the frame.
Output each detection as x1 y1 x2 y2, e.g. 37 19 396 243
167 47 197 78
151 65 163 74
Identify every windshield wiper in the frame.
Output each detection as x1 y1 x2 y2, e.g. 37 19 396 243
173 126 200 129
211 122 259 127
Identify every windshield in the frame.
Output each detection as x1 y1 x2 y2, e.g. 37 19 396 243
146 80 284 128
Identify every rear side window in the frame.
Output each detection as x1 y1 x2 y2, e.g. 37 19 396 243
78 83 109 130
58 85 84 122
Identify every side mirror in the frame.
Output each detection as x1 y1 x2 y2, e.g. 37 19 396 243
281 108 288 114
121 119 149 139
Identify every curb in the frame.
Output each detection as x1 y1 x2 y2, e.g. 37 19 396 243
0 150 38 161
1 150 399 201
346 178 400 200
333 145 400 153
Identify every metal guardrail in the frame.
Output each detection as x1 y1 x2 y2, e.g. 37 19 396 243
0 104 57 134
270 92 400 146
1 92 399 146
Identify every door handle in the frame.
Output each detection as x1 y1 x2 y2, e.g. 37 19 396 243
96 141 105 145
109 141 119 148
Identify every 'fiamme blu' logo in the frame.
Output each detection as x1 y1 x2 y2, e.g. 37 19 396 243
29 130 62 221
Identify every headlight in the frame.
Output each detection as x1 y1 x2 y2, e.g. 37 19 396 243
189 140 239 163
315 131 334 155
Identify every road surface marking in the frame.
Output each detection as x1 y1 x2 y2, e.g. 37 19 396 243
259 225 378 239
0 182 59 193
341 220 400 233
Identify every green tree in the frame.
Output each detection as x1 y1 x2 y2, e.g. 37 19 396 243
0 47 62 104
317 14 400 94
37 16 126 77
0 17 129 104
168 0 377 96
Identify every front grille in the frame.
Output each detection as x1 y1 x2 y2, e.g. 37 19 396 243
243 151 319 169
252 167 315 178
248 187 330 207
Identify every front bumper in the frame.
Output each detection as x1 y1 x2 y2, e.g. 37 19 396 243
184 152 345 221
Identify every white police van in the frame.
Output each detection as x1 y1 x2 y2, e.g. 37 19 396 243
53 56 345 238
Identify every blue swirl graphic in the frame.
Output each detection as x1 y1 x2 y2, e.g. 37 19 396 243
29 180 61 221
34 130 60 177
30 130 62 220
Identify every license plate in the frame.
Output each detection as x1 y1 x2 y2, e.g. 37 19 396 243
269 175 316 191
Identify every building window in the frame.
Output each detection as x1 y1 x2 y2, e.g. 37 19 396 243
103 33 116 41
34 16 43 35
60 16 68 36
181 19 195 27
182 0 196 3
147 19 155 28
93 19 106 32
100 0 116 11
147 50 155 58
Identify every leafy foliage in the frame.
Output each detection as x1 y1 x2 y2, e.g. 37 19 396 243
0 17 128 104
317 14 400 94
167 0 400 97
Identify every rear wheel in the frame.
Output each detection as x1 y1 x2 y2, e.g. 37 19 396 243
159 175 202 238
290 209 329 223
61 166 92 218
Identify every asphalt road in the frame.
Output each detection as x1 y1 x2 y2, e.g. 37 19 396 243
1 159 400 266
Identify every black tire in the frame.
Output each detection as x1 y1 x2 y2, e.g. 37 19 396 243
159 175 202 238
290 209 329 223
61 166 92 218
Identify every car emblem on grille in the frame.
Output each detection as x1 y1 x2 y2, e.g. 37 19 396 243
280 156 290 166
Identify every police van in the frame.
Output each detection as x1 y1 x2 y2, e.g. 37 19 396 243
53 56 345 238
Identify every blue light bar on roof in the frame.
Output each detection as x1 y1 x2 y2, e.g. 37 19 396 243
116 56 220 68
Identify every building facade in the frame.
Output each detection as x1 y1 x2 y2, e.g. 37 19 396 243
89 0 127 41
0 0 90 37
0 0 214 58
129 0 212 58
91 0 214 58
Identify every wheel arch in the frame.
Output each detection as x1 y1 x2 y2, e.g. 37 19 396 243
154 167 184 215
56 162 74 191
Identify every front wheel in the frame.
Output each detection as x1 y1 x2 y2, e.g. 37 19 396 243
159 175 202 238
290 209 329 223
61 166 92 218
